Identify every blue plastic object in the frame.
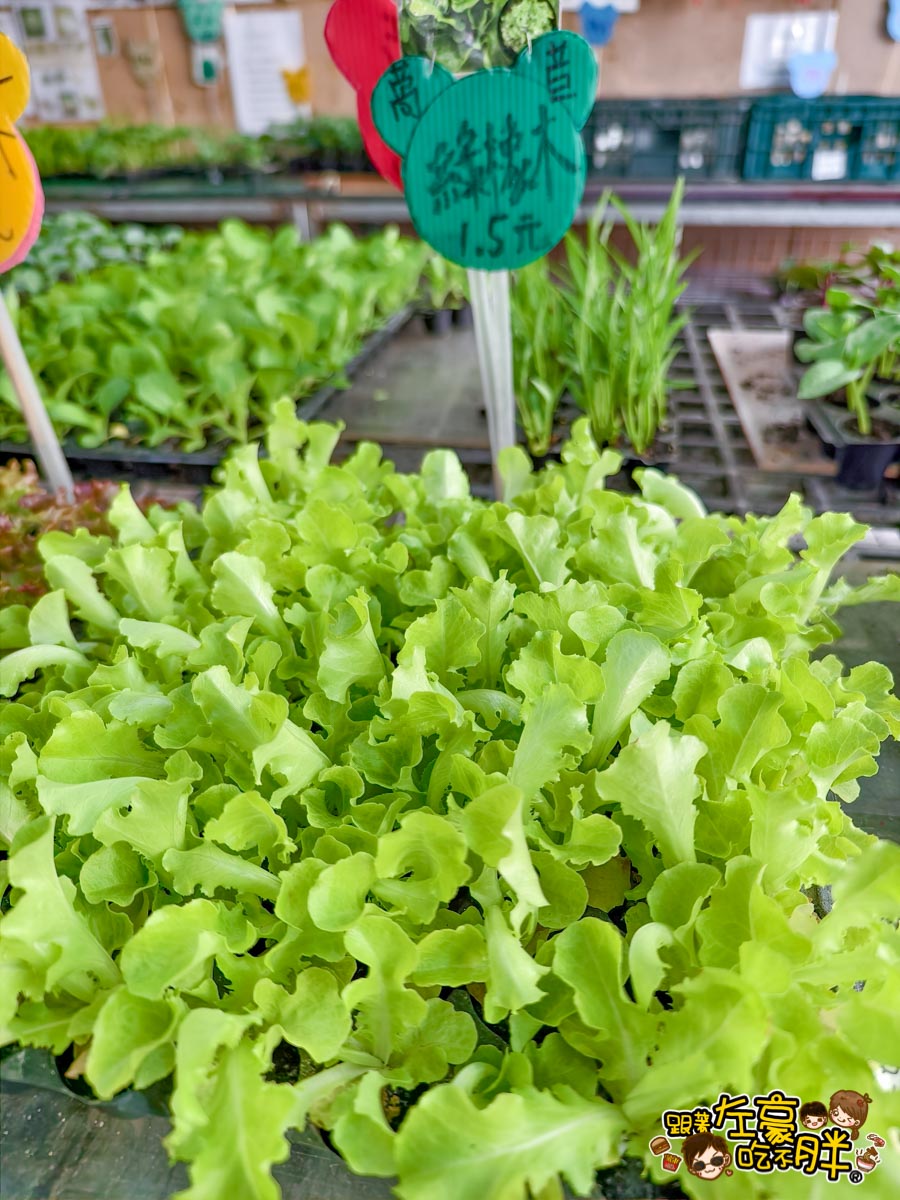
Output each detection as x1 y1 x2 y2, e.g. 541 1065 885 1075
788 51 837 100
580 3 618 48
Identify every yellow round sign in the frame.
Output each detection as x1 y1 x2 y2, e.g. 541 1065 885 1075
1 35 43 273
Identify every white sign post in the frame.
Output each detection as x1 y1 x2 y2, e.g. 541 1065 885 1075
0 293 74 500
468 268 516 498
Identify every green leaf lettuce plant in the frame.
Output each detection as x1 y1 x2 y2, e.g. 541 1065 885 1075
421 253 469 312
4 212 183 297
1 407 899 1200
0 459 122 608
24 119 366 181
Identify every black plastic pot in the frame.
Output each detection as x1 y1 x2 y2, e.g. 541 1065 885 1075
834 442 899 489
620 425 678 482
343 151 373 173
527 448 564 469
422 308 453 336
807 399 900 490
452 303 474 330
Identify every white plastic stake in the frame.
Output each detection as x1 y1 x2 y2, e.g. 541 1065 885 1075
0 291 73 501
468 268 516 498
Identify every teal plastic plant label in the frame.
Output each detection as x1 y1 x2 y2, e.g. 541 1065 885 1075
372 30 596 270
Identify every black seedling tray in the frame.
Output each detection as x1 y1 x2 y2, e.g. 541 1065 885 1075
1 1047 684 1200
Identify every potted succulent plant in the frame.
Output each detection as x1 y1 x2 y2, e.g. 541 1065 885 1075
797 289 900 489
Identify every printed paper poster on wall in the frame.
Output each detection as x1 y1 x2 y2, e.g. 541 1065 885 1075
739 12 838 91
224 8 308 135
6 1 104 120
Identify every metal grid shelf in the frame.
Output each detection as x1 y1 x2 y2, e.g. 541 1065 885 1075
664 292 899 525
319 291 897 526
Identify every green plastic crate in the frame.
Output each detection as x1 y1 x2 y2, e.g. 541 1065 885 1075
583 98 752 180
743 95 900 183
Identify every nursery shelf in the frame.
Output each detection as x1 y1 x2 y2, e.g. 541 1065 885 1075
679 289 899 524
310 182 900 231
43 178 900 235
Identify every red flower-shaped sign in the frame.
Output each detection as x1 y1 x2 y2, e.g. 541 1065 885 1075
325 0 402 189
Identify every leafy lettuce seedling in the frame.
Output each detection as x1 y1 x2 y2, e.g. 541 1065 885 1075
1 408 898 1200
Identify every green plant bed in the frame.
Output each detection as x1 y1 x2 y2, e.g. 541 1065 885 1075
0 306 414 486
3 212 183 297
24 118 367 182
0 222 430 451
1 410 899 1200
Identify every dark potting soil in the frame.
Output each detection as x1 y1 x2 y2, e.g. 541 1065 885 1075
844 417 900 443
627 436 675 465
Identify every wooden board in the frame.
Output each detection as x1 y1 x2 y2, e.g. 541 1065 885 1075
19 3 358 130
708 327 842 477
711 327 900 481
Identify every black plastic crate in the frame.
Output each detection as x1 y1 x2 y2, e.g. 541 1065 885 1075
584 98 752 180
743 94 900 182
